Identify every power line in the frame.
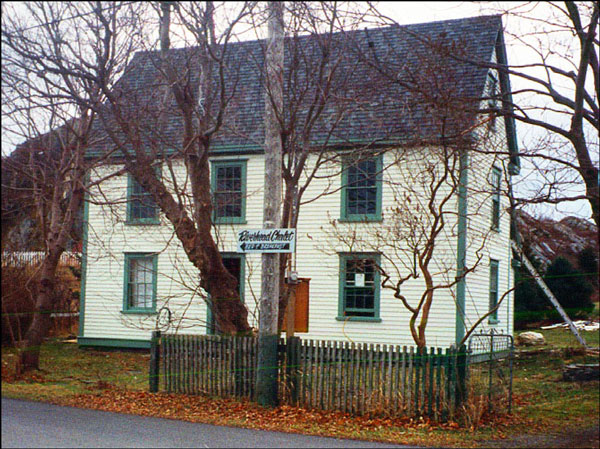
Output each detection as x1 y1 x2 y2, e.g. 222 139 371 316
2 1 138 34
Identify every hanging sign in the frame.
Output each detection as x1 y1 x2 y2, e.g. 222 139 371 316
237 228 296 253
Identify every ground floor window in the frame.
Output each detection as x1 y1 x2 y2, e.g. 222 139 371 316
337 253 381 321
123 253 157 313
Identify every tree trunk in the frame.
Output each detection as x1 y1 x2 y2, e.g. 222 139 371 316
17 252 61 374
129 162 251 334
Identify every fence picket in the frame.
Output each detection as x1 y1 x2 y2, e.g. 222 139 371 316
156 334 465 420
428 346 434 416
302 340 308 407
382 345 387 413
408 346 414 415
360 343 367 415
342 342 348 413
436 347 442 420
345 342 351 414
421 347 427 414
185 335 190 394
164 336 169 392
316 340 325 409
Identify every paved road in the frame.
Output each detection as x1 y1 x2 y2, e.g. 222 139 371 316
2 398 416 448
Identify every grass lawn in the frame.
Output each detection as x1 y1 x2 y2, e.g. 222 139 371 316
2 328 598 448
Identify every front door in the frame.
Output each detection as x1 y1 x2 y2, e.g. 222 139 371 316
207 254 244 335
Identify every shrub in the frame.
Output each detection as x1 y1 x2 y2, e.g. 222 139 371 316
577 246 598 288
1 265 36 345
544 257 593 310
514 254 548 325
1 262 80 346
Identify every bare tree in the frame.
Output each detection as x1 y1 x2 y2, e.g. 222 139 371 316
377 2 599 230
1 1 144 371
498 2 599 230
97 1 389 334
89 1 257 334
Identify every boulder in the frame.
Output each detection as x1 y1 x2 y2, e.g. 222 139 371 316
517 331 546 346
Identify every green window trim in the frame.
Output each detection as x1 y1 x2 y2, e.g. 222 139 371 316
340 154 383 222
489 259 500 324
211 159 247 224
122 252 158 314
126 168 161 225
491 166 501 231
207 253 246 335
337 252 381 321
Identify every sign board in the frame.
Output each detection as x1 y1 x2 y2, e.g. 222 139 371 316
237 228 296 253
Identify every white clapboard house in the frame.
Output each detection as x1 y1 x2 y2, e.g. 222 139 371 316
77 15 519 349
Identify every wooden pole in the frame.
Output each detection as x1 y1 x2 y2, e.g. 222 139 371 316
257 1 284 408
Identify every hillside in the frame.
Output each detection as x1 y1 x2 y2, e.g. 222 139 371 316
515 210 598 302
515 210 598 269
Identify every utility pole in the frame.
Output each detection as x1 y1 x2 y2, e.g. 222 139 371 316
256 0 284 407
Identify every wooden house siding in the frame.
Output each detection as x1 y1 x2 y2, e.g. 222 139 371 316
81 147 495 347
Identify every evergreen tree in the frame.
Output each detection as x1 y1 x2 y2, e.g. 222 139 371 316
577 246 599 288
544 257 593 310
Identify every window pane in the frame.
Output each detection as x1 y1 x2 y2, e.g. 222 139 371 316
489 261 499 319
344 257 377 317
130 177 158 221
128 257 154 309
214 164 243 219
345 157 378 217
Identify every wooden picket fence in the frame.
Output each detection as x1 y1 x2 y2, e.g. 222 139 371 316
150 332 467 420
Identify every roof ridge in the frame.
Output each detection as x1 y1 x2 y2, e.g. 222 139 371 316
130 14 502 57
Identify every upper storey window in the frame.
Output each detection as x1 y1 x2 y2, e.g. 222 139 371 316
211 160 247 224
340 155 382 222
127 172 160 224
491 167 501 231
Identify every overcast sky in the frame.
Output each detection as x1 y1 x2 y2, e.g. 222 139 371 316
369 1 597 222
2 1 596 222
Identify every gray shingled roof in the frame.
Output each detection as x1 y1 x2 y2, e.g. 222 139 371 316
87 14 503 158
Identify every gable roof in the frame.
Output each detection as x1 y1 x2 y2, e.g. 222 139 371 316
88 14 509 159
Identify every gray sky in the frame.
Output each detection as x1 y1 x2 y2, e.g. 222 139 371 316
2 1 596 222
373 1 597 222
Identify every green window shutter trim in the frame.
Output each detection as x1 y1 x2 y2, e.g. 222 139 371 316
489 259 500 323
491 166 502 231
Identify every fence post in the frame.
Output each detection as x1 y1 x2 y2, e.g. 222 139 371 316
149 330 161 393
286 336 300 405
455 343 467 410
